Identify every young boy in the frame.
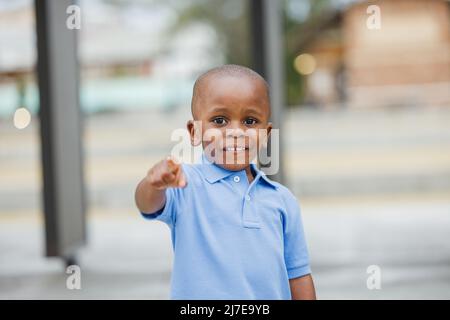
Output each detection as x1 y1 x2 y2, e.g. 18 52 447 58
135 65 316 300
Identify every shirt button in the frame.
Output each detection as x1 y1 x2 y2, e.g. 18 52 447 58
233 176 240 183
245 195 251 201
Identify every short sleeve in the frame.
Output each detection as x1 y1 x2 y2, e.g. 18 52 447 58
140 187 179 227
281 189 311 279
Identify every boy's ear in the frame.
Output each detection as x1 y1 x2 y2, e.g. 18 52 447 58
266 122 272 138
187 120 202 146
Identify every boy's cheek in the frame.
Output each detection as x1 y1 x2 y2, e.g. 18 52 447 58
202 141 224 161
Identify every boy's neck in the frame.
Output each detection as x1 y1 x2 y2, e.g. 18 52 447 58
245 165 255 184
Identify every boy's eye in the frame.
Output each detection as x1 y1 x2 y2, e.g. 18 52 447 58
243 118 258 125
212 117 227 125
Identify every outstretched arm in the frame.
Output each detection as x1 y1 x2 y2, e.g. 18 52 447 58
289 274 316 300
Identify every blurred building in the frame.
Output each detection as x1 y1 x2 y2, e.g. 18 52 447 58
297 0 450 109
0 0 222 117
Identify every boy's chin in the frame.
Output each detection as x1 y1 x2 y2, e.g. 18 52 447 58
217 162 250 172
216 154 251 171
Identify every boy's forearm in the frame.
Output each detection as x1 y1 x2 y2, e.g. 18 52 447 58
135 177 166 214
289 274 316 300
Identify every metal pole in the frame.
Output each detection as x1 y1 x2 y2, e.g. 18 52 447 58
35 0 86 266
250 0 285 183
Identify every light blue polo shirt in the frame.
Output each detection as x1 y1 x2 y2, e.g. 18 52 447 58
141 154 311 299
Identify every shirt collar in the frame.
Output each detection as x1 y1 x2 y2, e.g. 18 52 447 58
200 153 278 189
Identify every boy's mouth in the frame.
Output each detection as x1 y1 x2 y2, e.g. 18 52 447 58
223 146 249 152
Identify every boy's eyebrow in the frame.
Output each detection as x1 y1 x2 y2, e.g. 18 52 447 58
244 107 265 117
207 106 266 117
207 107 232 115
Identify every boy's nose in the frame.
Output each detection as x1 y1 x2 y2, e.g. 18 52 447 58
226 126 245 138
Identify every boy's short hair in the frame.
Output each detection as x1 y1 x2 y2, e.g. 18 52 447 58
191 64 270 118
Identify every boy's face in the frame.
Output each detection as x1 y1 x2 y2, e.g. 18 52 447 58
188 75 272 172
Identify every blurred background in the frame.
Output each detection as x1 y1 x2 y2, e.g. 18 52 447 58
1 0 449 299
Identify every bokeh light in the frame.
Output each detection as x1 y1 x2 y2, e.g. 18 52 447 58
13 107 31 129
294 53 316 75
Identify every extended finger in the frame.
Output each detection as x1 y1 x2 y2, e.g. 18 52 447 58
174 167 187 188
166 156 181 174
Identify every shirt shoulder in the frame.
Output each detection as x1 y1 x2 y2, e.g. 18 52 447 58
261 177 297 204
262 179 301 217
277 184 298 204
